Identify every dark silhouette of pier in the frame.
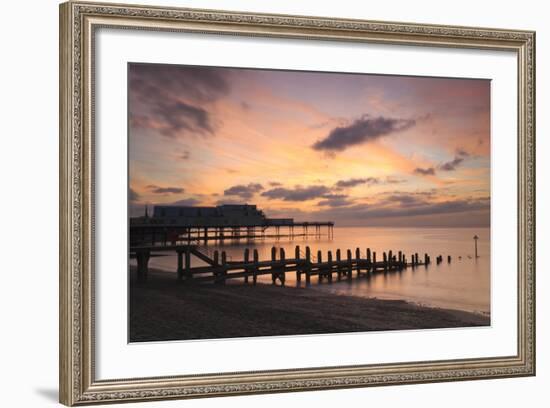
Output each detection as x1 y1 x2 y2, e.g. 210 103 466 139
130 204 334 247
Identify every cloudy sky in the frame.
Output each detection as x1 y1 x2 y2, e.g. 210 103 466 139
128 63 490 227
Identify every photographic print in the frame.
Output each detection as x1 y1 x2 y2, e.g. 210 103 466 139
128 63 491 343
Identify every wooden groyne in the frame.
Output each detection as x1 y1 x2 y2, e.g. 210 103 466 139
131 244 452 284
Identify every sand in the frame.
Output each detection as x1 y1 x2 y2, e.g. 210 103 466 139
129 268 490 342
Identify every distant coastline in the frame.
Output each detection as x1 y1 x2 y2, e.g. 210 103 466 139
129 267 490 342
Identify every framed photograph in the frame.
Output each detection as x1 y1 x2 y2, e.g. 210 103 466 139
59 1 536 405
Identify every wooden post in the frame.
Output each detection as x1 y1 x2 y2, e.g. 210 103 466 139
305 246 311 285
279 248 286 286
177 250 183 280
136 250 150 282
424 253 429 265
219 251 227 285
327 250 333 282
271 247 277 284
347 249 352 278
185 247 191 280
388 250 393 270
373 251 377 266
448 255 451 263
317 250 323 282
244 248 250 284
295 245 301 282
383 252 388 271
356 248 361 276
253 249 259 285
367 248 371 263
336 249 342 280
415 253 419 266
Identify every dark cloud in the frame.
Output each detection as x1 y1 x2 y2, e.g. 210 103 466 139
129 188 140 202
147 185 184 194
456 148 470 157
383 194 428 207
170 198 202 206
385 176 407 184
312 115 416 152
439 156 464 171
269 181 283 187
335 177 379 188
317 194 353 207
261 185 331 201
315 197 490 221
130 63 230 103
413 167 436 176
129 63 230 139
224 183 264 200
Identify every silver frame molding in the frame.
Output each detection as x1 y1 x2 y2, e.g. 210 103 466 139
59 1 536 405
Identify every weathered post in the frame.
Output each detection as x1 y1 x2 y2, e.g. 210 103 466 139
219 251 227 285
347 249 352 278
317 250 323 282
295 245 301 282
367 248 371 263
279 248 286 286
398 251 402 268
448 255 452 263
415 253 419 266
373 251 377 271
136 250 150 282
473 235 479 258
253 249 259 285
356 248 361 276
327 250 333 282
424 253 429 265
244 248 250 284
271 247 277 284
388 250 393 270
383 252 388 271
177 250 183 280
305 246 311 285
336 249 342 280
185 247 191 280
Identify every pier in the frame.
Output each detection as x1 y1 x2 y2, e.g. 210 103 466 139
130 204 334 247
130 221 334 247
131 244 445 284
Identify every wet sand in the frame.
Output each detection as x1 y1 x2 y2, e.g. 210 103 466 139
130 268 490 342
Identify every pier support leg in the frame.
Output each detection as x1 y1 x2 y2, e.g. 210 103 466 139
136 250 150 282
185 248 191 281
177 250 183 280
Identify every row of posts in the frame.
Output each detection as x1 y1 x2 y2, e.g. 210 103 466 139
191 245 448 285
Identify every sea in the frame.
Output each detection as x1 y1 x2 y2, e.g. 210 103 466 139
130 227 491 315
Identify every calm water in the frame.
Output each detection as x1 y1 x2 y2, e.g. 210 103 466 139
131 227 490 314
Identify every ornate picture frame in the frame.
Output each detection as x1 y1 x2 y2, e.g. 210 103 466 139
59 1 535 405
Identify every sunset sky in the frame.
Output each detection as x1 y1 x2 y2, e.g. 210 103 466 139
128 63 490 227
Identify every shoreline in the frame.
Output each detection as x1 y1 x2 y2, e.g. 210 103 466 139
130 267 490 342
